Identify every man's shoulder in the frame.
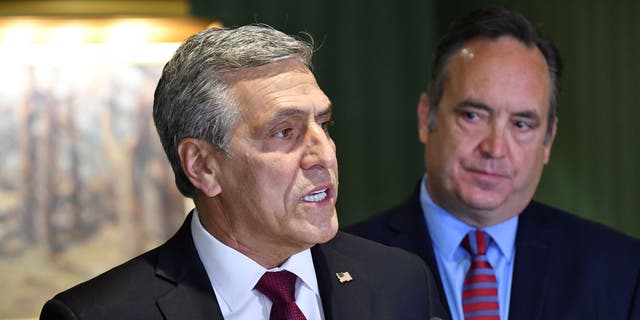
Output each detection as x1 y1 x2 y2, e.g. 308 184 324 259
40 236 191 320
520 201 640 316
343 191 422 242
44 248 167 315
524 201 640 256
342 210 396 240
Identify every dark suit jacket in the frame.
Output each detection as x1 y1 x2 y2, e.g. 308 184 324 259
345 184 640 320
41 212 448 320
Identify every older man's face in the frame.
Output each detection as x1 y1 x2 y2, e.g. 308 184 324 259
212 59 338 261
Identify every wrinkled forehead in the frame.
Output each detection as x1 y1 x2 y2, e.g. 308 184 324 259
444 37 552 112
227 59 330 124
446 37 549 88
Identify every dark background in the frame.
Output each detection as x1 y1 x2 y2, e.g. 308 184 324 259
189 0 640 237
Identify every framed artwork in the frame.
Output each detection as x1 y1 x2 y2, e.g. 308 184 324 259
0 17 215 318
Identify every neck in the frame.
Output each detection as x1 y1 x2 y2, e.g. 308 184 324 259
194 196 305 269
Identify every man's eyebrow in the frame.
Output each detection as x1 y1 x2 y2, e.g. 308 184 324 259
454 99 492 112
455 100 541 120
270 108 309 122
512 110 540 120
271 103 333 120
265 103 333 127
316 103 333 118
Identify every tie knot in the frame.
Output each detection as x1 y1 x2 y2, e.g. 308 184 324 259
462 230 492 255
255 270 297 304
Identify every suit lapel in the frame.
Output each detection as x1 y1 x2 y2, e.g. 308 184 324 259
156 281 223 320
387 186 552 319
155 211 224 320
508 202 551 320
312 238 373 320
386 184 450 313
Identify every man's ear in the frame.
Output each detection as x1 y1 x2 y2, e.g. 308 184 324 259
417 92 431 143
177 138 222 197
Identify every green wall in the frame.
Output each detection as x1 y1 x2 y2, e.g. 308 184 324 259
190 0 640 238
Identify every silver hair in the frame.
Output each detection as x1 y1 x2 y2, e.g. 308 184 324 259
153 24 314 198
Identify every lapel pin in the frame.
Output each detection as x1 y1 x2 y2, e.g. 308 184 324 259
336 272 353 283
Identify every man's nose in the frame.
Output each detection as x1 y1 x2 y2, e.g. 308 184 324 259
480 124 507 159
301 123 337 170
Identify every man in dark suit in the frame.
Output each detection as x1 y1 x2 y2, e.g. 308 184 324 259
346 7 640 320
40 25 447 319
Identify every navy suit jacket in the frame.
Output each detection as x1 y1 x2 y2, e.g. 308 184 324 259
345 184 640 319
41 212 448 320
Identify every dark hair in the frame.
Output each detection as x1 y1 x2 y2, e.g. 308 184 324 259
428 7 562 143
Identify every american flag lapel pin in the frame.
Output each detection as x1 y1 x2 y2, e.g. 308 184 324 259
335 272 353 283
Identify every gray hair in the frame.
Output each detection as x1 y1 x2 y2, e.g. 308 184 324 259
153 24 314 198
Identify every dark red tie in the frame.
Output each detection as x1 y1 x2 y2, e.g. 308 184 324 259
461 230 500 320
255 270 307 320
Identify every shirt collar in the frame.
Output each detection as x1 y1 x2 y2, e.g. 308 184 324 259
419 174 518 261
191 209 319 312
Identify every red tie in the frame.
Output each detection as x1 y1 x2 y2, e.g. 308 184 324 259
255 270 307 320
461 230 500 320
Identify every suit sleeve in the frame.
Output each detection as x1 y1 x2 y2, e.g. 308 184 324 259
40 299 80 320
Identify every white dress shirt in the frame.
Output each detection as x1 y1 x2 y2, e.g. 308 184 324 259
190 209 325 320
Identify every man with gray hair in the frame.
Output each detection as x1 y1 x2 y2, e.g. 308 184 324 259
40 25 447 319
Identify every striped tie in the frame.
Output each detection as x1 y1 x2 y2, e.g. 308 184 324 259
461 230 500 320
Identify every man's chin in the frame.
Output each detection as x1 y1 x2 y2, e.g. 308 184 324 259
458 193 509 215
310 222 339 245
459 185 509 206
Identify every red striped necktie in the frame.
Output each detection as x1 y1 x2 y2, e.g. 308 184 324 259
255 270 307 320
461 230 500 320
